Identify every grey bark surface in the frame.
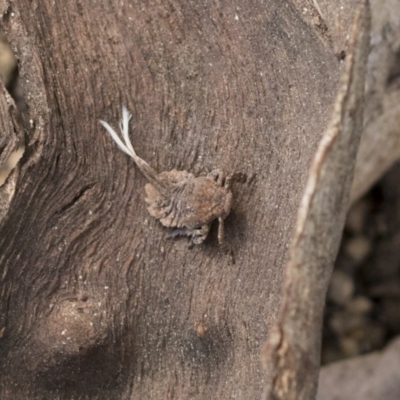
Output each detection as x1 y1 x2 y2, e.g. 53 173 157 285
318 336 400 400
262 5 370 399
0 1 368 399
349 0 400 204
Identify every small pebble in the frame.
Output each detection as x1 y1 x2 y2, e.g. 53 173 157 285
327 270 354 306
346 199 369 234
344 235 372 263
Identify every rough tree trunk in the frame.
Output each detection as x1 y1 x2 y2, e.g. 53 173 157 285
0 1 369 399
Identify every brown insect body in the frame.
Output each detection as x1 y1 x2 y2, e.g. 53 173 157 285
100 107 232 245
145 170 233 244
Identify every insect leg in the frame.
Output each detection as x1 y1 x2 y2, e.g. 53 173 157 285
167 225 210 245
217 217 225 245
207 169 225 186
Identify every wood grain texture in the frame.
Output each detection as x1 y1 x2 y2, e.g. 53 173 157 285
0 77 22 222
0 79 19 166
0 1 366 399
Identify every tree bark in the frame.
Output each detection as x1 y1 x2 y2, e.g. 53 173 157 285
262 5 370 399
0 1 369 399
349 0 400 204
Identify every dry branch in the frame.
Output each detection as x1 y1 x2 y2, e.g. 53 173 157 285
262 3 370 399
0 1 373 399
